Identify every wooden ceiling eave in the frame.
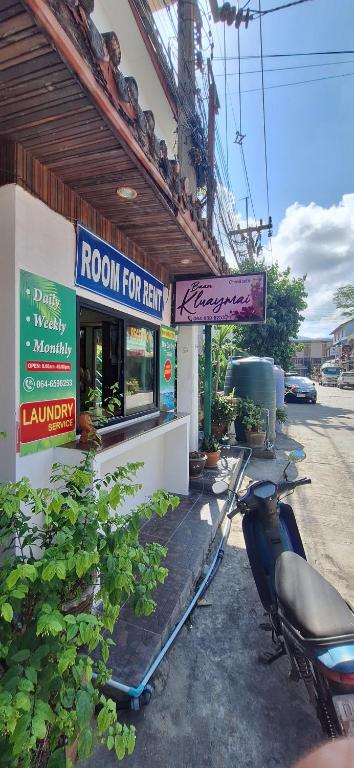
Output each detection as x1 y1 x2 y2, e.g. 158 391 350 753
20 0 221 277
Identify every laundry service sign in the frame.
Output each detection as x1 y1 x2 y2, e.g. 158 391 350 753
19 271 76 456
75 224 164 320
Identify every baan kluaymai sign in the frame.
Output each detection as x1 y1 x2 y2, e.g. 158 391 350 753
75 224 164 320
173 272 267 325
19 271 77 456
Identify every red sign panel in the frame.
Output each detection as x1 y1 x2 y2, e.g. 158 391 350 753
163 359 172 382
20 398 76 444
26 360 72 372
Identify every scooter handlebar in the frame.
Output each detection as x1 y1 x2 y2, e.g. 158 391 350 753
227 477 311 519
277 477 311 493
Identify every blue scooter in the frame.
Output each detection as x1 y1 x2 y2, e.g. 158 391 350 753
215 449 354 738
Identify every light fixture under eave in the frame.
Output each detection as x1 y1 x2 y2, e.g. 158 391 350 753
180 258 192 265
116 186 138 200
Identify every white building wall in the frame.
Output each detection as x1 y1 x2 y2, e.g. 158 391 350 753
0 186 170 481
176 326 199 451
0 185 16 482
92 0 177 156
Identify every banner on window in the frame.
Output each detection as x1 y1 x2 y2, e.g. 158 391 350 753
173 272 267 325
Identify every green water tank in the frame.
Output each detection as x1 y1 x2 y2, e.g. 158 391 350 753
224 356 276 443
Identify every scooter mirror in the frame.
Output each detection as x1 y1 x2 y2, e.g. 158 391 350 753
212 479 229 495
289 448 306 463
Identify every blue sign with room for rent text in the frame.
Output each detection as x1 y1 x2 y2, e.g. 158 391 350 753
75 224 164 320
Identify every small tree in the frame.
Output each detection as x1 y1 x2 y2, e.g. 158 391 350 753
232 260 307 370
333 284 354 317
0 453 179 766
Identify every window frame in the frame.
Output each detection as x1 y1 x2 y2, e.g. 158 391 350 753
77 296 160 427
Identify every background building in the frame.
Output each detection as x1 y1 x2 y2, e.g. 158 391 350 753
330 318 354 367
291 338 331 374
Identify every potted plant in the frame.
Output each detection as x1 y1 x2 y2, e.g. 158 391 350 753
211 394 238 439
276 406 287 434
78 383 121 446
0 451 179 766
189 450 207 478
200 435 221 468
238 398 266 448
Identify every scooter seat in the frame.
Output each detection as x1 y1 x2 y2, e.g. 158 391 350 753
275 551 354 639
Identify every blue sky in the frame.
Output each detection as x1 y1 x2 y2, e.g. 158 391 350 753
154 0 354 336
211 0 354 230
207 0 354 337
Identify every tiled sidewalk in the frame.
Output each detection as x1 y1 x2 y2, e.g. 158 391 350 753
98 449 242 693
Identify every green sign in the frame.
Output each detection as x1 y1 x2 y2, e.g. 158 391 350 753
159 325 176 412
19 271 77 456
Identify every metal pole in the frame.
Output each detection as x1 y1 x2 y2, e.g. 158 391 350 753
204 325 212 437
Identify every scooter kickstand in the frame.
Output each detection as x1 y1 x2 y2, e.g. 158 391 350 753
258 646 286 665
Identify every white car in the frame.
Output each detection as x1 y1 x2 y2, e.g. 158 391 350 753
337 371 354 389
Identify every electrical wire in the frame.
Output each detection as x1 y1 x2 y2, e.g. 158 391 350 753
258 0 271 221
213 58 354 77
238 69 354 93
213 49 354 61
237 26 242 134
223 23 229 178
250 0 315 16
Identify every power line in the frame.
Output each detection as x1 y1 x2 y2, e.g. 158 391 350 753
250 0 315 16
214 59 354 77
237 26 242 133
213 49 354 60
258 1 271 221
237 69 354 93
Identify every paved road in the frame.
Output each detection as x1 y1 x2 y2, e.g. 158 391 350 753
87 385 354 768
285 385 354 606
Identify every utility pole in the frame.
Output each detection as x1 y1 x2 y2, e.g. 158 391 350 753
178 0 197 195
229 216 273 264
204 61 220 438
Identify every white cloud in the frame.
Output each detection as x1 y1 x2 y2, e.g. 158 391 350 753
271 194 354 338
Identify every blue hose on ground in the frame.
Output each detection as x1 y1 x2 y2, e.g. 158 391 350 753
99 447 253 703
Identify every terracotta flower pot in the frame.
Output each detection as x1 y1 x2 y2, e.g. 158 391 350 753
189 454 207 478
245 430 266 449
205 450 221 468
77 412 101 447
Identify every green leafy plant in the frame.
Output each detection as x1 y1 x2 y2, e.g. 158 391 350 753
189 451 206 460
200 435 220 453
276 406 288 424
238 398 266 434
0 453 179 766
211 394 238 438
84 382 121 426
126 378 140 396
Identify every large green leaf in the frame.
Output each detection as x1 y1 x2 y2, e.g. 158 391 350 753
78 727 93 759
76 689 93 730
1 603 13 622
47 747 66 768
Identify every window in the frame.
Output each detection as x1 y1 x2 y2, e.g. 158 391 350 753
79 302 158 422
125 325 156 414
303 343 311 357
79 306 123 417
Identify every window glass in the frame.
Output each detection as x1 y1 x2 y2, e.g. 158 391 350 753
79 307 123 418
126 325 156 413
